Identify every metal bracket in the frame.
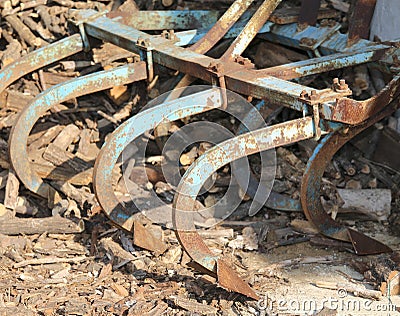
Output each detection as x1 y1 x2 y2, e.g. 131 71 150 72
73 10 108 52
312 103 321 140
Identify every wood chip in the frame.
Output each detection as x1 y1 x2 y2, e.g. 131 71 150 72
171 296 218 315
4 170 19 210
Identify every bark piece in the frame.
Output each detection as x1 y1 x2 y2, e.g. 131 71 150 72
4 170 19 210
1 40 22 67
51 124 80 150
171 296 218 315
43 143 92 173
5 90 35 111
133 221 167 255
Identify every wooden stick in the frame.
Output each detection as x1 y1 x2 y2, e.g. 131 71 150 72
5 14 43 47
21 14 53 42
0 215 84 235
315 281 382 300
14 255 90 268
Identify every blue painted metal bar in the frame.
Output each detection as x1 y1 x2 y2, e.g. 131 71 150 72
74 10 393 120
257 47 389 80
260 21 389 54
116 10 222 31
93 88 223 231
73 11 317 111
0 34 83 95
8 62 147 198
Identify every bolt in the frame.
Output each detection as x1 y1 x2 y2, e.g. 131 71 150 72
339 79 348 90
300 90 308 98
310 90 318 101
332 78 349 92
208 62 223 73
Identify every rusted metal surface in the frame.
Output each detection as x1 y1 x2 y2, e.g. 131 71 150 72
221 0 282 60
217 258 259 300
6 2 400 300
297 0 321 27
348 0 377 46
329 75 400 124
74 8 393 117
173 117 315 298
190 0 254 54
107 10 221 31
93 89 223 231
258 46 388 80
301 96 400 254
9 62 147 198
0 34 83 96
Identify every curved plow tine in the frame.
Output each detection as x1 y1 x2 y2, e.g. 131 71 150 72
173 117 315 299
9 62 147 198
301 94 400 255
93 88 223 231
0 34 83 95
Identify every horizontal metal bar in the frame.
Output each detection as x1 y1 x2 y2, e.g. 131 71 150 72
258 47 389 80
9 62 147 198
260 21 388 54
76 10 395 123
112 10 221 30
225 71 308 111
76 11 312 110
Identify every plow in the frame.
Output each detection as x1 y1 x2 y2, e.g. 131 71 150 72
2 0 399 300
